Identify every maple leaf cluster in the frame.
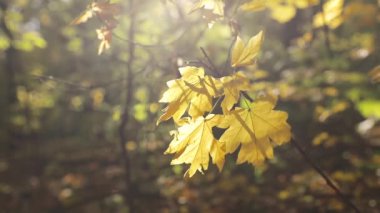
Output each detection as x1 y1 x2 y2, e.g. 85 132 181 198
241 0 344 28
71 1 122 54
157 31 291 177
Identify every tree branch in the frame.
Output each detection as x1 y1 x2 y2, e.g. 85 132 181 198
118 0 136 212
291 136 361 212
318 0 333 57
200 47 221 77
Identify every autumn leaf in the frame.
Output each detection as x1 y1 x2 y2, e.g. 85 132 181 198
292 0 319 9
157 67 221 124
220 71 250 113
92 2 122 20
369 65 380 83
218 100 291 165
70 9 94 25
191 0 225 16
71 2 122 25
231 31 264 67
96 27 112 55
165 115 226 177
241 0 318 23
240 0 267 12
313 0 344 29
72 2 122 54
270 4 296 23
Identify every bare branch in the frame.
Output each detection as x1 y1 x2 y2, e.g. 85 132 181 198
118 0 137 212
291 136 361 213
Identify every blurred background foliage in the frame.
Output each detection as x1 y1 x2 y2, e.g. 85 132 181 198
0 0 379 212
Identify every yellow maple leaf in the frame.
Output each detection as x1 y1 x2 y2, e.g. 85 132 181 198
191 0 225 16
220 71 250 113
241 0 318 23
240 0 267 12
290 0 319 9
270 4 296 23
231 31 264 67
165 115 226 177
369 65 380 83
313 0 344 29
218 100 291 165
157 66 221 124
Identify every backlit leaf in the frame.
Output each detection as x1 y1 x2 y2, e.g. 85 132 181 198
191 0 225 16
231 31 264 67
220 72 250 113
165 115 225 177
270 4 296 23
240 0 267 12
96 28 112 55
369 65 380 83
313 0 344 29
242 0 318 23
71 2 122 25
157 67 221 124
70 9 94 25
219 100 291 165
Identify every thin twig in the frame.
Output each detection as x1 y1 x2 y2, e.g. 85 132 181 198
241 91 253 102
113 29 186 48
224 35 237 74
118 0 136 212
291 136 360 212
31 74 90 90
200 47 222 77
318 0 333 57
30 65 148 91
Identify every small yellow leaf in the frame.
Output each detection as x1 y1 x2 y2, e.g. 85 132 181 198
241 0 318 23
270 4 296 23
292 0 319 9
369 65 380 83
313 0 344 29
70 10 94 25
240 0 267 12
231 31 264 67
191 0 224 16
71 2 122 25
165 115 226 177
220 72 250 113
96 28 112 55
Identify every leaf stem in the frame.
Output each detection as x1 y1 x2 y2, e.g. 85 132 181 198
241 91 253 102
208 96 224 115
